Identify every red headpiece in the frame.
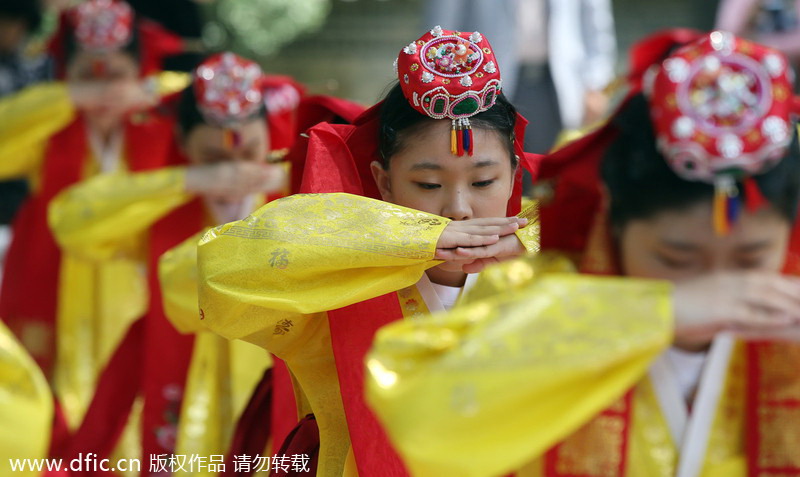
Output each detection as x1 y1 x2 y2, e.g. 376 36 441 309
396 25 502 156
48 0 183 78
647 31 796 183
73 0 134 52
193 53 265 128
646 31 799 233
540 30 800 253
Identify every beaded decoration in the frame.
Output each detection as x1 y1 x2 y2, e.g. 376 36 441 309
396 26 502 156
646 31 798 234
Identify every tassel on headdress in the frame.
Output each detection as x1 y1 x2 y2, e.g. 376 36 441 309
396 26 502 157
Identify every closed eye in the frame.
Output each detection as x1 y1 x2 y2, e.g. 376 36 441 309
656 253 694 270
415 182 441 190
472 179 495 188
736 255 766 269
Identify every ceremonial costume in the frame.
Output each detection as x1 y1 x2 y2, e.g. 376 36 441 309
197 26 540 476
0 1 184 449
157 72 365 470
47 52 309 465
0 320 53 476
366 32 800 477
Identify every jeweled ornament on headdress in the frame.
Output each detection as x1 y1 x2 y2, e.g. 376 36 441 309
646 31 799 234
73 0 135 52
396 26 503 156
194 53 265 149
194 53 264 128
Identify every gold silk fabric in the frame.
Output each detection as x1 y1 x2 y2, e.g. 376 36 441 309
0 321 53 476
196 192 542 475
159 230 272 470
366 253 673 477
48 165 189 430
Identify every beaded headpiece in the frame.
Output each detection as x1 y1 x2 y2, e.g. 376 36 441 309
646 31 799 234
396 26 502 156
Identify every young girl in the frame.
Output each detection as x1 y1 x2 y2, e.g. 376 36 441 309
47 52 305 464
0 0 183 433
196 26 580 476
159 89 365 465
366 32 800 477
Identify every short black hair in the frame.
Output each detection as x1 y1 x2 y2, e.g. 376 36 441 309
377 82 518 169
176 82 267 137
601 93 800 229
0 0 43 33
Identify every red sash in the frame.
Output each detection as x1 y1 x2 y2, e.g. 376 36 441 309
142 191 205 461
298 110 408 476
0 110 173 464
0 109 173 373
543 391 634 477
538 111 800 477
0 118 87 377
744 229 800 477
294 103 530 475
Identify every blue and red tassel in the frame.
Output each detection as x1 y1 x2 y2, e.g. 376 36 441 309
450 118 474 157
713 175 768 236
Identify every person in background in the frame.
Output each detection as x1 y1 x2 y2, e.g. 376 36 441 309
157 81 366 473
0 1 185 462
196 26 540 477
717 0 800 63
366 31 800 477
0 0 49 284
48 51 304 467
425 0 616 157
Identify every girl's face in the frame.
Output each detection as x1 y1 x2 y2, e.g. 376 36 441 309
183 119 270 166
619 201 791 281
183 119 271 224
67 50 140 127
67 50 139 83
371 119 515 220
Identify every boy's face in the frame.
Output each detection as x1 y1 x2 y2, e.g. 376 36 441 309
371 119 515 220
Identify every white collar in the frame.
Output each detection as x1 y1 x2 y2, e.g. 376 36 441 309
87 127 124 173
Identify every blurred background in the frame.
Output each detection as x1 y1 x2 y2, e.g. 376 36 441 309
28 0 721 104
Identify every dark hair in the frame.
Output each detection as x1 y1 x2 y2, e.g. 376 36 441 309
377 82 518 168
176 82 268 137
63 17 141 66
0 0 43 33
601 93 800 230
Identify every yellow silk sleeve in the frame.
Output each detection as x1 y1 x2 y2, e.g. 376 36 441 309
48 167 192 261
0 82 75 180
197 193 450 351
159 231 206 334
0 321 53 475
366 255 674 477
514 202 540 254
154 71 191 97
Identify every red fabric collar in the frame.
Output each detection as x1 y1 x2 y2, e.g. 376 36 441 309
296 101 534 473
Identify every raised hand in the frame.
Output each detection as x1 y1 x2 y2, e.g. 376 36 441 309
672 271 800 349
185 162 287 200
